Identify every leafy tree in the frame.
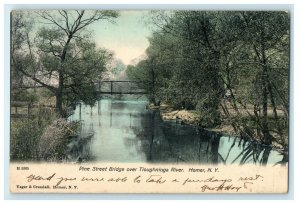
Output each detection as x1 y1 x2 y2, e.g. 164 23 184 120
11 10 119 117
222 11 290 145
128 11 224 126
11 11 35 91
111 59 126 77
127 10 289 147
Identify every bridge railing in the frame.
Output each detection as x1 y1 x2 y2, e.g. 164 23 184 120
95 81 146 94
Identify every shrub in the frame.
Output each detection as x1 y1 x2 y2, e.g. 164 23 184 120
10 107 78 162
10 118 44 161
195 94 221 128
11 89 38 104
37 118 79 161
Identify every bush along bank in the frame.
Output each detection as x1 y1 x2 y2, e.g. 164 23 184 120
10 107 80 162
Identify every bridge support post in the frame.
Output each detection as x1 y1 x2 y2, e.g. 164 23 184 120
110 81 113 95
97 80 145 95
98 99 100 115
79 103 82 121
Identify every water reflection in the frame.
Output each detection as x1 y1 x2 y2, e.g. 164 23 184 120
68 95 148 162
218 137 287 165
68 96 287 165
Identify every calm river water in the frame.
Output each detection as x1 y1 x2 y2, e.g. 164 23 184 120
68 95 286 165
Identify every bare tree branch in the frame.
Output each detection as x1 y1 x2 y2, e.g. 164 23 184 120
36 11 69 35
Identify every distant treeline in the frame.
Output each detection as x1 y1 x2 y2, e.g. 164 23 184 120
126 11 289 148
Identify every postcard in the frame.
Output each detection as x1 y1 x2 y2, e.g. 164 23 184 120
9 9 289 193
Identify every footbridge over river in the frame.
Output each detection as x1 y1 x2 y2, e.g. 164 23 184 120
95 80 146 95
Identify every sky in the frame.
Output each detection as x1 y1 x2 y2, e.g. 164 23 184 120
91 11 153 65
21 10 153 66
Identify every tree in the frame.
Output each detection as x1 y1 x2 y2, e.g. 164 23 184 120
216 11 289 145
128 10 289 147
108 59 128 80
11 10 119 117
127 57 159 105
11 11 34 89
111 59 125 76
128 11 224 126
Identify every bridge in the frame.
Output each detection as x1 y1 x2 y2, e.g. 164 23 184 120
12 80 146 95
95 80 146 95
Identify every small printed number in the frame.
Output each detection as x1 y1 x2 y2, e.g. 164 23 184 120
17 167 29 170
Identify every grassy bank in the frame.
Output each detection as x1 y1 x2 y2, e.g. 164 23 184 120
10 109 79 162
10 88 79 162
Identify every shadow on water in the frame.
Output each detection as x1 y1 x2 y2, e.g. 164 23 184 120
67 95 288 165
134 109 287 165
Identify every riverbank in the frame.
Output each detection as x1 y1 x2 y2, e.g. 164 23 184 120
147 103 234 133
147 103 287 150
10 89 80 162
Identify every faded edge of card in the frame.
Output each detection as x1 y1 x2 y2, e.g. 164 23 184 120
10 163 288 193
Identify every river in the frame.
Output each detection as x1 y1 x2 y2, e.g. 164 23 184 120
67 95 286 165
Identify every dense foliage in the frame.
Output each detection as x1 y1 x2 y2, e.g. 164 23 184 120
11 10 119 116
127 11 289 147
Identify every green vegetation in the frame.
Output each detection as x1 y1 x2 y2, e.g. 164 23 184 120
11 10 119 117
127 11 289 148
37 118 80 161
11 89 38 104
10 10 289 162
11 115 49 161
10 10 119 161
111 59 126 78
10 108 79 161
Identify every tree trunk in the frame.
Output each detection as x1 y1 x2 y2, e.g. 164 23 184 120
56 70 65 117
56 91 63 117
267 76 285 146
55 35 72 117
260 33 272 145
261 67 271 144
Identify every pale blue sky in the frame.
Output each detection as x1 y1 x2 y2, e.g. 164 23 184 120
17 10 153 65
91 11 153 65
